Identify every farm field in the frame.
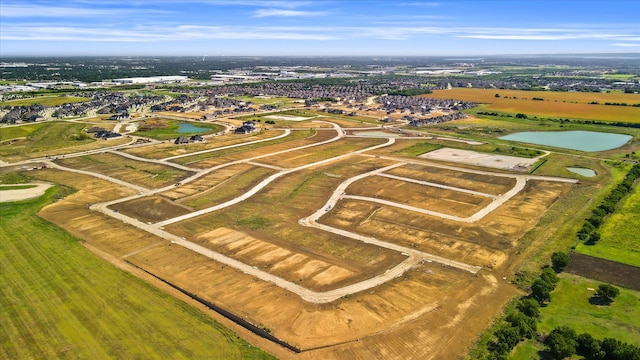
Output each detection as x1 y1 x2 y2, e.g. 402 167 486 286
575 181 640 267
425 88 640 123
0 185 275 360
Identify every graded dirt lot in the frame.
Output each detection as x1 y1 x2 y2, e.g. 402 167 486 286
125 242 518 357
122 129 285 159
323 179 571 269
346 175 493 217
57 152 194 189
173 129 325 168
421 147 538 170
109 195 192 223
17 121 579 360
385 163 516 195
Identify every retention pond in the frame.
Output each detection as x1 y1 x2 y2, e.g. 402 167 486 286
499 130 632 152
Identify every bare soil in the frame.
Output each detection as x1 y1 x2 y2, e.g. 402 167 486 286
110 196 192 223
57 153 193 189
566 252 640 291
24 137 573 359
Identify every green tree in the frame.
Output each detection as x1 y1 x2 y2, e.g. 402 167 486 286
586 232 601 245
516 298 541 318
541 267 560 286
506 311 537 339
545 326 577 359
576 333 604 359
592 284 620 305
531 278 551 304
551 252 570 272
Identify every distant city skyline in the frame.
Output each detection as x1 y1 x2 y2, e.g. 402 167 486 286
1 0 639 56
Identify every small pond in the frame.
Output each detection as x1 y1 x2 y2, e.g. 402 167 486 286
567 167 596 177
177 123 209 133
499 130 632 152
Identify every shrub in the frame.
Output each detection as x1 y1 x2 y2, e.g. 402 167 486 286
551 252 570 273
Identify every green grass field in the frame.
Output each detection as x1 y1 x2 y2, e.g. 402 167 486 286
540 273 640 345
0 122 94 159
0 185 275 360
509 273 640 359
575 181 640 267
133 120 224 140
0 96 90 107
0 123 49 141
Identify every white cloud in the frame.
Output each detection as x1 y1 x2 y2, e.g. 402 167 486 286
253 8 328 18
0 4 121 17
0 3 170 17
0 24 337 42
611 43 640 47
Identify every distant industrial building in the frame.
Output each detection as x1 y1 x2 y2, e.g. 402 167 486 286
111 76 188 84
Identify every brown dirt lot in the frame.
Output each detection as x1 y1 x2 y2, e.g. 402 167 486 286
385 163 517 196
323 180 571 269
126 242 520 358
109 196 192 224
161 163 255 200
566 252 640 291
346 175 493 217
22 136 575 359
258 138 386 168
122 130 285 159
179 166 277 210
57 152 194 189
176 129 329 168
32 170 166 257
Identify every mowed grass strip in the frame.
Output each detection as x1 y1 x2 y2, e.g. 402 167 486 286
575 181 640 267
0 187 275 360
539 273 640 346
425 89 640 123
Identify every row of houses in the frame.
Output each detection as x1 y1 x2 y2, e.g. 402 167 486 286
174 135 205 144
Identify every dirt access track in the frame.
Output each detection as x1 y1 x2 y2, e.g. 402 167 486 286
15 118 578 360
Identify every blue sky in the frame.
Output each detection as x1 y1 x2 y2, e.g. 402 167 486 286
1 0 639 56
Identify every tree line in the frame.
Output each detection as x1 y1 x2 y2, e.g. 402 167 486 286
578 163 640 245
